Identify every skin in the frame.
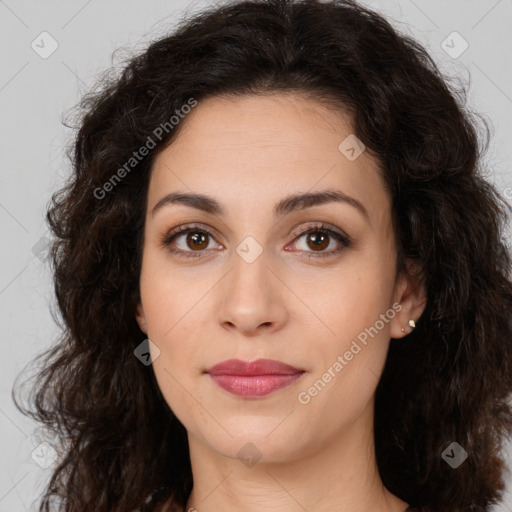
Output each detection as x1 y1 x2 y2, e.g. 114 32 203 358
135 92 427 512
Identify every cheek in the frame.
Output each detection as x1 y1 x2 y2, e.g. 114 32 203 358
139 265 196 383
140 267 201 422
303 253 395 391
139 251 203 338
315 255 394 334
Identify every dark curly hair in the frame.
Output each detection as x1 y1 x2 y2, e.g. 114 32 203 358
12 0 512 511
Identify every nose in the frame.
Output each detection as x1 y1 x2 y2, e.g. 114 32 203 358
216 249 288 337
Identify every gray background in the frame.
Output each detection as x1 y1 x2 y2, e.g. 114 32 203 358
1 0 511 510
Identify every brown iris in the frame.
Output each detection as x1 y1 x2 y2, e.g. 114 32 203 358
187 231 208 250
184 229 331 253
306 232 329 251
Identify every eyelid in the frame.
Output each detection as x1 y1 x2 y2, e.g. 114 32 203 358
288 221 349 242
165 222 221 240
161 221 351 258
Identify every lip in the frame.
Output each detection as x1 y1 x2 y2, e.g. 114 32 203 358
205 358 305 397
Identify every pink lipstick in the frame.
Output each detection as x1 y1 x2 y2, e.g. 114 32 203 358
205 358 305 397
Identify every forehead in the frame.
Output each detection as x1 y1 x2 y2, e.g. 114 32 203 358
148 93 391 227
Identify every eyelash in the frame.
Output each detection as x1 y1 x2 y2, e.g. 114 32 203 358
161 222 352 260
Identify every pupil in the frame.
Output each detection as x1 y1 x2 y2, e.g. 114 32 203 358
189 232 207 250
185 231 330 252
309 233 328 250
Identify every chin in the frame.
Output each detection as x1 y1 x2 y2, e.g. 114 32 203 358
197 420 311 464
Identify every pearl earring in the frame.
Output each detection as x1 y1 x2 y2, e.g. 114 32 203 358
401 319 416 333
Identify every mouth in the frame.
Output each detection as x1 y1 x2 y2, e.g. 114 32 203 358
204 358 305 398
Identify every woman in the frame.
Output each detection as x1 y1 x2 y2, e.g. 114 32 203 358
13 0 512 511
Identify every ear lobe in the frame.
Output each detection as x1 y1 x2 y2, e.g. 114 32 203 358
390 261 427 339
135 303 147 334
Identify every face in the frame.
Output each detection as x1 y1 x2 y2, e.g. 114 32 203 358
136 93 425 464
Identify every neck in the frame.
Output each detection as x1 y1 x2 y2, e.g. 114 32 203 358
183 403 408 512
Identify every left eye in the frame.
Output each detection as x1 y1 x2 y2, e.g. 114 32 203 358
162 223 352 259
286 224 352 259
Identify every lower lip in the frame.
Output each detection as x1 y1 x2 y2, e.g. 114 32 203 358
208 373 304 397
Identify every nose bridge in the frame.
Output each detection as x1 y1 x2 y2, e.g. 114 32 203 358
228 237 273 303
217 236 285 333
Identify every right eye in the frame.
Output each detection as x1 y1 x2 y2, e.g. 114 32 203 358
161 224 223 259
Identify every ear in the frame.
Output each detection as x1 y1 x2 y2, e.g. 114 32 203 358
135 302 148 335
389 260 427 339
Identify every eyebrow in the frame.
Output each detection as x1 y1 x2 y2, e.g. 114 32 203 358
151 189 370 223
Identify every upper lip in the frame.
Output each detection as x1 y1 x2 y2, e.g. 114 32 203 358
205 358 304 376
